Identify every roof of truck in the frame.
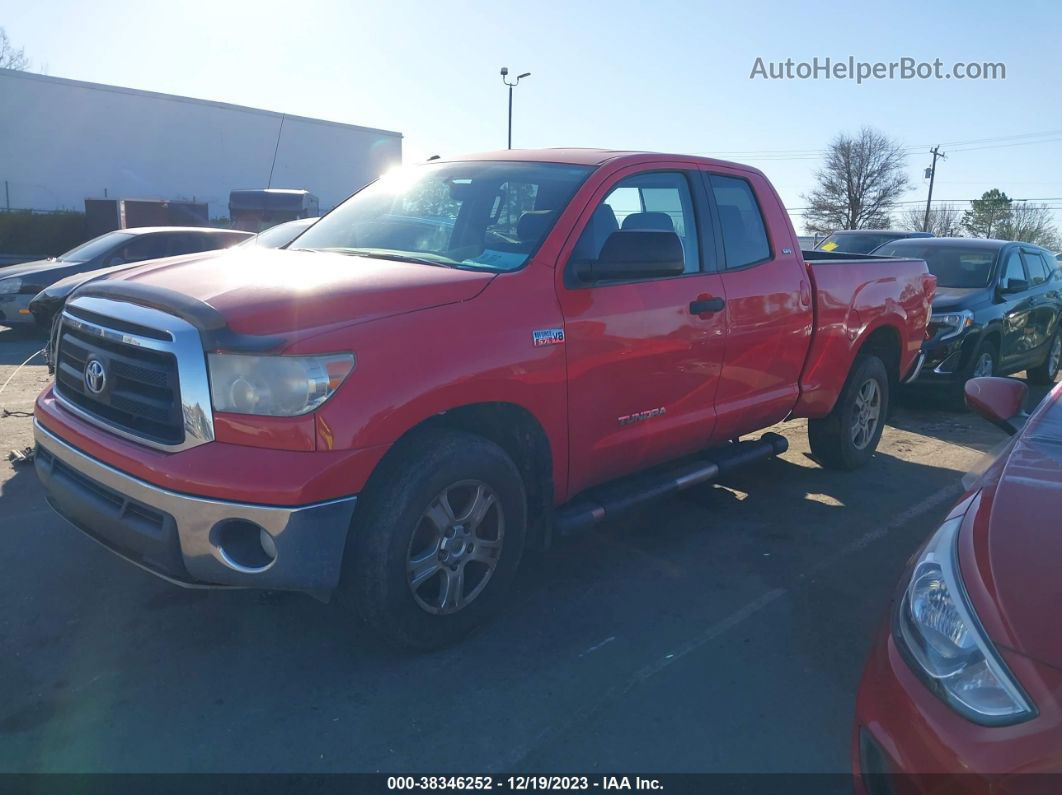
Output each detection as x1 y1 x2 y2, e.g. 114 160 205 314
439 148 758 172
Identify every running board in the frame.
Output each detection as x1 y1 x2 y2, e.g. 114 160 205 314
553 432 788 537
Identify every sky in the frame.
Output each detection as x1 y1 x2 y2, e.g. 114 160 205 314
5 0 1062 235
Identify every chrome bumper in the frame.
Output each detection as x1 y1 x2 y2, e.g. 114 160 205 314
34 420 357 594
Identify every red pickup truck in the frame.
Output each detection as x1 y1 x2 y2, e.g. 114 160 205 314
34 149 935 648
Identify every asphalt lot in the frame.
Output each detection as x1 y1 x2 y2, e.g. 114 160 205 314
0 322 1051 775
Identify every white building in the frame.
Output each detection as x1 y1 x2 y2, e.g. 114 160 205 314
0 69 403 218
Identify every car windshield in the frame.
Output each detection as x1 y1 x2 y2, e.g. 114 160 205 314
293 161 593 272
875 242 997 288
817 232 906 254
57 231 134 262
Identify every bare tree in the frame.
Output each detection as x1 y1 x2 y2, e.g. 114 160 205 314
900 203 962 237
802 127 910 234
998 202 1061 250
0 28 29 71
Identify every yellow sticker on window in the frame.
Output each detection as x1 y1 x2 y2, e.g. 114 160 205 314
819 241 838 251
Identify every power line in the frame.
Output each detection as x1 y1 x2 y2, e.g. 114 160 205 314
686 128 1062 161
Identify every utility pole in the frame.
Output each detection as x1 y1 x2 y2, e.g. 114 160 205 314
500 67 531 149
922 145 946 232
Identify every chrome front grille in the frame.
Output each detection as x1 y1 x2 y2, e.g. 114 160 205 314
53 296 215 452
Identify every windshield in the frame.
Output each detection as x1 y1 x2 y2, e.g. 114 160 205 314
293 161 593 271
817 232 905 254
58 231 134 262
875 242 997 288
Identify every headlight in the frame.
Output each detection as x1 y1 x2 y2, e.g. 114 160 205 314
208 353 355 416
0 278 22 294
895 504 1034 724
929 310 973 341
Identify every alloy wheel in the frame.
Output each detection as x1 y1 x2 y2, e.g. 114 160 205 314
850 379 881 450
406 480 504 615
973 352 994 378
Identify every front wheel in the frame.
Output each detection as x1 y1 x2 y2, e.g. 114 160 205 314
1028 332 1061 385
808 354 889 470
339 428 527 650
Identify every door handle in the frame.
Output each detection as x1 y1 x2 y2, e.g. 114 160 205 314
690 297 725 315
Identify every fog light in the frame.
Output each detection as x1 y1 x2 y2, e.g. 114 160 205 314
213 519 277 573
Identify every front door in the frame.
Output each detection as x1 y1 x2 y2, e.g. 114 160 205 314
557 167 727 496
998 248 1037 369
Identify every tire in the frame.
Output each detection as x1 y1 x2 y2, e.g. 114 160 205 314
339 428 527 650
1027 332 1061 385
949 336 998 409
808 354 889 470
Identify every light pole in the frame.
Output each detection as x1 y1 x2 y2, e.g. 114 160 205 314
500 67 531 149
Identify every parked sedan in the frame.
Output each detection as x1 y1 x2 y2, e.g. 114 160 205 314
816 229 933 254
855 376 1062 793
875 237 1062 404
1 227 249 329
21 225 253 331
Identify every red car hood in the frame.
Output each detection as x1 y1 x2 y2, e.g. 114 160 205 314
100 248 495 336
966 381 1062 668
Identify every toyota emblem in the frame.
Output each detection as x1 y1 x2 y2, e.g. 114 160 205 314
84 358 107 394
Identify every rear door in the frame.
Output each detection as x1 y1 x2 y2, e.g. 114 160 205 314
557 166 727 495
703 170 814 440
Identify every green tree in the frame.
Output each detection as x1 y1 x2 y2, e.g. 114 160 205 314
802 127 910 234
961 189 1012 238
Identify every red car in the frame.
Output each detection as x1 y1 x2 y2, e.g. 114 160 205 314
855 376 1062 794
34 149 934 648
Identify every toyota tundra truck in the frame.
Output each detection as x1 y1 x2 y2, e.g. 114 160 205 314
33 149 935 648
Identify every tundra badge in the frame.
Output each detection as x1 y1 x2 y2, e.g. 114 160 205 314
532 329 565 347
618 407 666 426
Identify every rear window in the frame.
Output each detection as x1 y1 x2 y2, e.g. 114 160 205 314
875 243 997 288
817 232 904 254
709 175 770 268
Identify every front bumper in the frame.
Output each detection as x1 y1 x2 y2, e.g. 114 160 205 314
34 420 358 594
907 331 978 388
853 621 1062 794
0 293 36 325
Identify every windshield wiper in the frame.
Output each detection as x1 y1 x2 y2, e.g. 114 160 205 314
318 248 454 268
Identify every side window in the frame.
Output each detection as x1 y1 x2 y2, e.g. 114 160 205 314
107 234 167 265
1021 250 1049 286
1000 250 1029 292
571 171 700 275
167 233 210 256
708 174 771 268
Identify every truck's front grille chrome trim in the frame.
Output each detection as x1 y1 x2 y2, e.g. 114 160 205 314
53 296 215 452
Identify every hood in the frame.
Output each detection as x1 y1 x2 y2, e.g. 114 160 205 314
967 384 1062 667
96 247 496 336
931 285 991 310
43 253 224 299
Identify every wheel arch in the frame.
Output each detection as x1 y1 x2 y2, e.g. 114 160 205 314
365 402 556 550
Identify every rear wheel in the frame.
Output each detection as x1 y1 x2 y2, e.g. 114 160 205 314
808 354 889 470
339 429 527 650
1028 332 1061 385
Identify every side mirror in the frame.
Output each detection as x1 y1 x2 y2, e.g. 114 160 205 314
965 377 1028 435
999 278 1028 296
577 230 685 282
